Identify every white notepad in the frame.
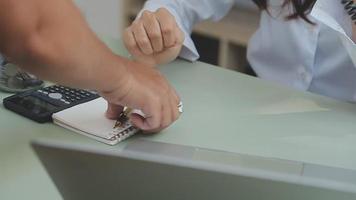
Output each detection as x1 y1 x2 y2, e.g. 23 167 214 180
52 98 139 145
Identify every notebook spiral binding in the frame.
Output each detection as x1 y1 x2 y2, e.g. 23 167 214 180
341 0 356 24
108 122 139 142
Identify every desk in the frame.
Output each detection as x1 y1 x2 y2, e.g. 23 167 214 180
1 37 356 199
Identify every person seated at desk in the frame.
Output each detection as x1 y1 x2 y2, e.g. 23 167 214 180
0 0 181 132
124 0 356 102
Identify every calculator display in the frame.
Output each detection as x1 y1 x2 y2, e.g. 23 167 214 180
10 95 59 114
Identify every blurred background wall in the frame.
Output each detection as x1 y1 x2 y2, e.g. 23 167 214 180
74 0 123 39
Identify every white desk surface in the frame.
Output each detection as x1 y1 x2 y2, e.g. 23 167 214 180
1 36 356 199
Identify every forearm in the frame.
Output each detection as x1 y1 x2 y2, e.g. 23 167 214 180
0 0 127 92
141 0 234 61
144 0 234 32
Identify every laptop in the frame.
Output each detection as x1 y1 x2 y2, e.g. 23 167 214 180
32 138 356 200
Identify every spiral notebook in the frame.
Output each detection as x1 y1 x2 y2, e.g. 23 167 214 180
52 98 139 145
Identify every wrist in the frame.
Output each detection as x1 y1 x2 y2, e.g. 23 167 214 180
92 54 132 94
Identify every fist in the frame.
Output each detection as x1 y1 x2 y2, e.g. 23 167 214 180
123 8 184 66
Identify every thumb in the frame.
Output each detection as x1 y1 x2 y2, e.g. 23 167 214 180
105 102 124 119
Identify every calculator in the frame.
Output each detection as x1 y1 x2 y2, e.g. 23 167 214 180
3 85 100 123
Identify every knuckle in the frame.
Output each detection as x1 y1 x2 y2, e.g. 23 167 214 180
157 7 168 14
124 27 131 33
131 19 140 26
123 37 130 46
123 30 132 38
127 43 138 52
162 117 171 128
142 10 152 18
146 98 160 112
177 29 185 44
136 38 149 46
133 20 143 29
149 31 161 40
162 26 173 35
127 39 137 48
123 35 134 46
152 120 161 129
152 95 161 104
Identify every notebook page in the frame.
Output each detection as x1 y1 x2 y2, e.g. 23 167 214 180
52 98 119 139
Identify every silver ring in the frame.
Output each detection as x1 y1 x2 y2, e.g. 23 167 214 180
178 101 183 113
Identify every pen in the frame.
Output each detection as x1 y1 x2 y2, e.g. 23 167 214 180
113 108 132 129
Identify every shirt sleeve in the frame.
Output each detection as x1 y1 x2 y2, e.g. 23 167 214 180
141 0 234 61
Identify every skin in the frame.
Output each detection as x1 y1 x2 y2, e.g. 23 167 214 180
0 0 180 132
123 8 184 66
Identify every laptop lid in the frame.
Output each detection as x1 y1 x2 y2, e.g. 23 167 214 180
32 139 356 200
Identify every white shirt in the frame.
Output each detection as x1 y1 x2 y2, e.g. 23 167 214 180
142 0 356 102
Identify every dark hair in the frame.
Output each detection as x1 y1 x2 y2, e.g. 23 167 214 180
253 0 317 23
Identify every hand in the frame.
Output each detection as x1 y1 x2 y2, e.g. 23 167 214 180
123 8 184 66
101 59 181 133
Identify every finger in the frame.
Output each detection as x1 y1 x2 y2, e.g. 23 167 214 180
105 102 124 119
168 86 180 107
170 93 180 122
132 21 154 55
175 26 185 45
142 114 161 132
131 113 163 134
171 87 180 105
129 113 145 129
142 11 163 53
133 102 161 131
161 99 172 129
156 9 176 48
123 28 144 57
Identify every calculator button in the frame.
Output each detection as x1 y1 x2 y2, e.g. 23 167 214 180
48 93 63 100
61 99 69 104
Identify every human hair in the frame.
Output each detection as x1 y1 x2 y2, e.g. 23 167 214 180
252 0 317 23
